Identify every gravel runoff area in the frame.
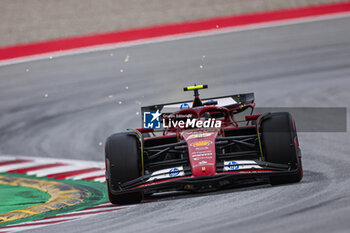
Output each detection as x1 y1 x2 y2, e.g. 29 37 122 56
0 0 345 47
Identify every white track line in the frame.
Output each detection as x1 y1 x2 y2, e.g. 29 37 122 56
0 157 18 162
94 177 106 182
27 165 81 177
68 170 105 180
14 156 104 168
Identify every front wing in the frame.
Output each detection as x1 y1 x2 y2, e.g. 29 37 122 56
108 160 299 195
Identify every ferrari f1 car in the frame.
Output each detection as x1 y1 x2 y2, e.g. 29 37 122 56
105 85 303 204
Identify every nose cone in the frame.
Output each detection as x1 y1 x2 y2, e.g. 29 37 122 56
182 130 218 177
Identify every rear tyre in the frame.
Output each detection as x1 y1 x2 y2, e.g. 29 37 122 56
105 132 143 204
260 112 303 185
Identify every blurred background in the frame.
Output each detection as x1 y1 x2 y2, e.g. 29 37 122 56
0 0 342 47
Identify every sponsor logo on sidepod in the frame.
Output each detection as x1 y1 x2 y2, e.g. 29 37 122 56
191 141 212 147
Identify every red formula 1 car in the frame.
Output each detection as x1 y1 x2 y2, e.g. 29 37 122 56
105 85 303 204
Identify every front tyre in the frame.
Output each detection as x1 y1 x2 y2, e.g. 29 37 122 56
105 132 143 204
260 112 303 185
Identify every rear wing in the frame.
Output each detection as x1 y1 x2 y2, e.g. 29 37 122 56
141 93 254 123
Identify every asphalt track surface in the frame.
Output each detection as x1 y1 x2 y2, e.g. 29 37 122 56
1 16 350 233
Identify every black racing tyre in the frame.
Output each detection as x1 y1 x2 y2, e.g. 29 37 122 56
105 132 143 204
260 112 303 185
